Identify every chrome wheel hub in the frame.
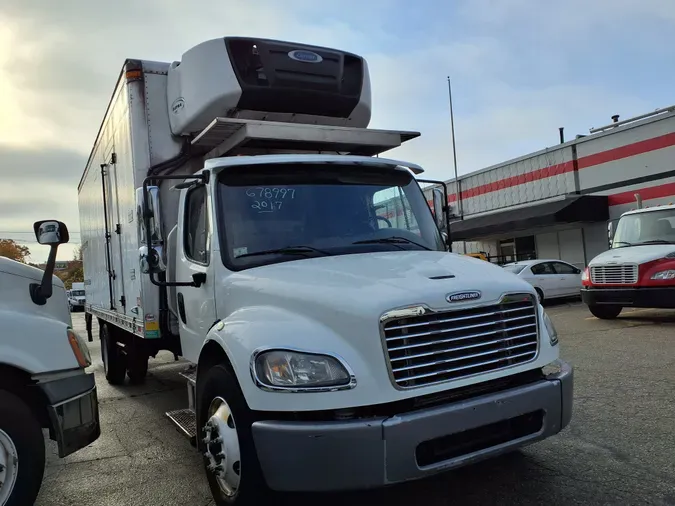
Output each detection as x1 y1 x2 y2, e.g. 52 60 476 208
0 428 19 506
202 397 241 497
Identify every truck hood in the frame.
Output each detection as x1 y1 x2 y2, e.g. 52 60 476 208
589 245 675 266
0 256 65 287
226 251 536 319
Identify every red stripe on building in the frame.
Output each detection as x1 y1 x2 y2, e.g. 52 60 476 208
577 132 675 169
449 132 675 203
608 181 675 206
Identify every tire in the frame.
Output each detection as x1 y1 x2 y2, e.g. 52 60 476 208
127 347 149 385
100 323 127 385
196 365 270 505
535 288 544 304
0 390 45 506
588 304 622 320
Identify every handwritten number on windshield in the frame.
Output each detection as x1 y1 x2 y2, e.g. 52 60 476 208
246 187 295 213
251 201 284 212
245 187 295 199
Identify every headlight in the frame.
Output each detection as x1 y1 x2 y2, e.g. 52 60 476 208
252 349 355 391
67 328 92 368
542 311 558 346
651 270 675 280
581 267 589 281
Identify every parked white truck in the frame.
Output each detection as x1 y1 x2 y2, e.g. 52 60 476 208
78 36 573 504
0 220 100 506
582 201 675 318
67 281 86 312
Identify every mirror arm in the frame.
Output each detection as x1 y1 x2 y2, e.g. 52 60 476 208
149 272 205 288
30 244 58 305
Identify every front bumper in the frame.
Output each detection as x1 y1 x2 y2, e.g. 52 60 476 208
39 372 101 458
252 361 573 492
581 286 675 308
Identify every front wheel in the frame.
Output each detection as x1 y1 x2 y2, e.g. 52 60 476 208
0 390 45 506
197 365 270 505
588 304 622 320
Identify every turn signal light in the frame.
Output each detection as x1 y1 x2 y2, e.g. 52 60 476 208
581 267 590 282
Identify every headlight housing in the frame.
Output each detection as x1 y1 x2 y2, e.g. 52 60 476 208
651 270 675 280
542 310 558 346
67 327 92 368
252 349 355 392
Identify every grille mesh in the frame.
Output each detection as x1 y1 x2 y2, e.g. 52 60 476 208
382 295 539 389
590 264 638 284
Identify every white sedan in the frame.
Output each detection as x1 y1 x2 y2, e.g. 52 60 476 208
501 259 583 303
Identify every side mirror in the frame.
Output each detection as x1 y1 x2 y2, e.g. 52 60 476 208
136 186 164 245
136 186 166 274
139 245 167 274
432 188 446 231
607 221 614 247
30 220 70 305
35 220 69 246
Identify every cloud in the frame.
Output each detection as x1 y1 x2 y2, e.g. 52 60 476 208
0 145 83 262
1 0 673 261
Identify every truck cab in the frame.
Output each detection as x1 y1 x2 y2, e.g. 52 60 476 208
582 203 675 318
0 220 100 506
142 153 572 503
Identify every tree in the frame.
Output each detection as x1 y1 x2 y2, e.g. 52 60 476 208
0 239 30 263
54 246 84 289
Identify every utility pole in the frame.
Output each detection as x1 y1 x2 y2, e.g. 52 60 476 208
447 77 461 217
447 76 464 252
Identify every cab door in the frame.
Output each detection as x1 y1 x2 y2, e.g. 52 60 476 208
174 183 217 363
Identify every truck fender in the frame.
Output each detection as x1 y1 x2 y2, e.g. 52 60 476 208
197 305 368 410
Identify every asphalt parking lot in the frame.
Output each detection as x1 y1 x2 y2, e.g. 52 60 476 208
36 303 675 506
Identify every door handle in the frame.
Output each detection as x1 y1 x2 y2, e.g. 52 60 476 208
177 293 187 324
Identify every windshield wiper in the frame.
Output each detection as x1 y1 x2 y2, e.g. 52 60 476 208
612 241 633 247
635 239 675 245
235 245 332 259
352 236 432 251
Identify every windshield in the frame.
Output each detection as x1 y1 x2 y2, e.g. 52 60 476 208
216 163 445 269
502 263 527 274
71 290 85 297
612 208 675 247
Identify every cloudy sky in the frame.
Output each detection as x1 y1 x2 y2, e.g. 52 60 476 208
1 0 674 262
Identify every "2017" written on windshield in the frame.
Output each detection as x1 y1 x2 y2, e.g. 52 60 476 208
246 187 295 213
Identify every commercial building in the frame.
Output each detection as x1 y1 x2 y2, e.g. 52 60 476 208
436 105 675 268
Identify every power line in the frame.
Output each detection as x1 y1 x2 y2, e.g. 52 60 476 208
0 230 81 234
4 239 82 245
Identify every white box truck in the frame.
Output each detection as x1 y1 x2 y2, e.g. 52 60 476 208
67 281 86 312
0 220 100 506
78 36 573 505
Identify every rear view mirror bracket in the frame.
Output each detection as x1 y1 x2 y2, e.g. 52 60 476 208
30 220 70 305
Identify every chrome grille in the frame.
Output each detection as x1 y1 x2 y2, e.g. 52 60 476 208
381 295 539 389
590 264 638 284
